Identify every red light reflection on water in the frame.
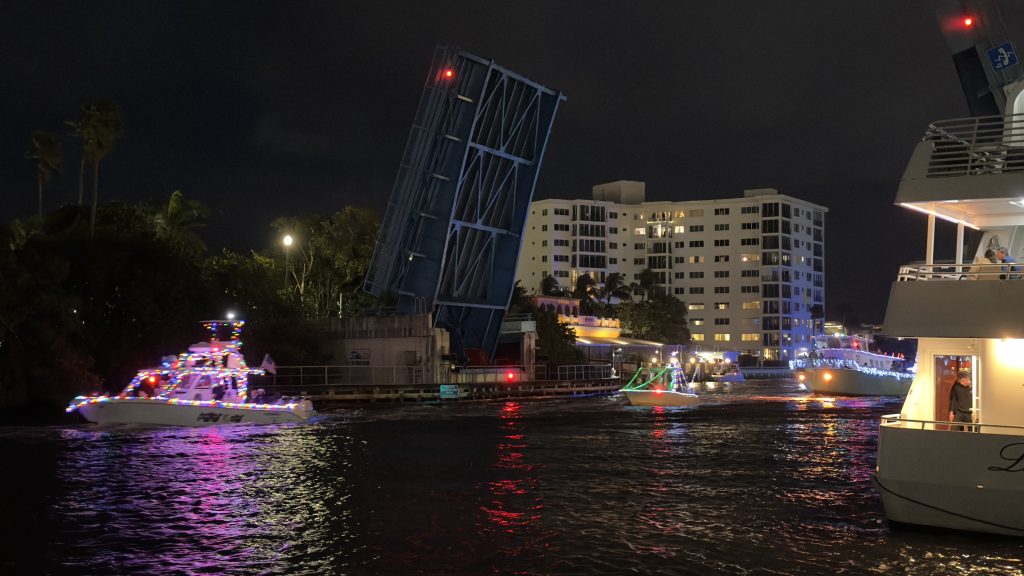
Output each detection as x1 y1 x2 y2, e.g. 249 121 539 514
481 401 542 534
651 405 667 439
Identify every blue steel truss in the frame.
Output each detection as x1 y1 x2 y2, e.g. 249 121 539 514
364 46 565 361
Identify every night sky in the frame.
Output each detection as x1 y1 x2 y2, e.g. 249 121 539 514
4 1 1021 323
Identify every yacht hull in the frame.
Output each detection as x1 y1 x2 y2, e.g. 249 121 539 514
622 389 699 407
803 368 911 396
75 398 313 426
874 423 1024 536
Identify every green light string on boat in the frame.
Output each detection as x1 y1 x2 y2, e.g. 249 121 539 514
622 366 674 390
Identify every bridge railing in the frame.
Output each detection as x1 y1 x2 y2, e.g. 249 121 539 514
262 363 616 391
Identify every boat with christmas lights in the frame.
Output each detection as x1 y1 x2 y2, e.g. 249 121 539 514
621 365 699 407
790 334 912 396
66 320 313 426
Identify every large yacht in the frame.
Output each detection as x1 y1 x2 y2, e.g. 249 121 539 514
873 107 1024 535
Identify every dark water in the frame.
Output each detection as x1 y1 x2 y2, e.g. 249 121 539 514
3 380 1023 576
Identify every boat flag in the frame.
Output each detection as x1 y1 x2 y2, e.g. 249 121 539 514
261 353 277 375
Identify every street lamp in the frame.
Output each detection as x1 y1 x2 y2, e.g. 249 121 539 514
283 234 293 290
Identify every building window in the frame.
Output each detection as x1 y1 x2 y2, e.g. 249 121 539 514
714 286 729 294
741 205 760 214
554 239 569 246
609 257 617 264
741 333 759 341
688 303 705 310
692 333 705 341
714 239 730 247
742 300 760 310
741 237 760 246
554 208 569 216
541 255 547 262
714 270 729 278
542 240 548 247
714 334 731 341
542 225 548 231
689 256 705 264
714 255 729 263
689 240 704 248
714 318 730 325
714 302 728 310
633 258 645 265
741 269 759 277
634 227 646 235
714 208 730 216
689 271 704 279
689 287 704 294
674 225 685 234
741 285 760 293
689 224 704 232
691 318 704 326
554 224 569 231
714 223 729 231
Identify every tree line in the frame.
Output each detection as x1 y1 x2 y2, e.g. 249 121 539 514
537 270 691 344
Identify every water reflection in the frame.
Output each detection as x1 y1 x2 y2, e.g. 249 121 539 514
5 386 1022 575
479 401 545 568
52 422 360 575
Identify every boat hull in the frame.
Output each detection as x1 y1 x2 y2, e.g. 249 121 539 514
75 398 313 426
622 389 699 407
875 423 1024 536
802 368 911 396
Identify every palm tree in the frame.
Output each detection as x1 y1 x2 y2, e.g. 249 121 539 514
25 131 63 217
69 100 123 236
638 268 658 301
572 273 598 302
601 272 632 305
540 275 564 296
154 190 210 260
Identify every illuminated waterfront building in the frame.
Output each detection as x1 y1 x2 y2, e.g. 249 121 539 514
515 181 827 361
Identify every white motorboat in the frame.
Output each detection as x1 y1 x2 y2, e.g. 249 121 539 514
621 365 699 407
872 108 1024 536
791 334 913 396
67 320 313 426
622 389 699 407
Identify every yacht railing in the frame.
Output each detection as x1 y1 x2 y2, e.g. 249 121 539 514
881 413 1024 434
923 113 1024 178
896 262 1021 281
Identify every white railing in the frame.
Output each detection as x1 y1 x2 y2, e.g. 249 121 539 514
791 358 912 379
923 113 1024 178
896 262 1022 281
881 413 1024 433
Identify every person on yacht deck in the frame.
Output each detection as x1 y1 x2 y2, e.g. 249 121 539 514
948 373 974 432
997 247 1021 279
967 249 1001 280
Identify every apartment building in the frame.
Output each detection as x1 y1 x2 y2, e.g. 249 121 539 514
515 181 827 361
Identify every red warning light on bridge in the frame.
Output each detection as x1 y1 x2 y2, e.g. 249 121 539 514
442 68 455 79
963 16 975 28
506 371 516 382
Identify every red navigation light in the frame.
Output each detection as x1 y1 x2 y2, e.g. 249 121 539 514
442 68 455 80
148 375 157 384
963 16 975 28
506 371 516 382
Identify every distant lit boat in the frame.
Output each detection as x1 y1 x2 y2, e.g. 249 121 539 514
791 334 912 396
621 365 699 407
67 320 313 426
873 109 1024 536
711 363 745 383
